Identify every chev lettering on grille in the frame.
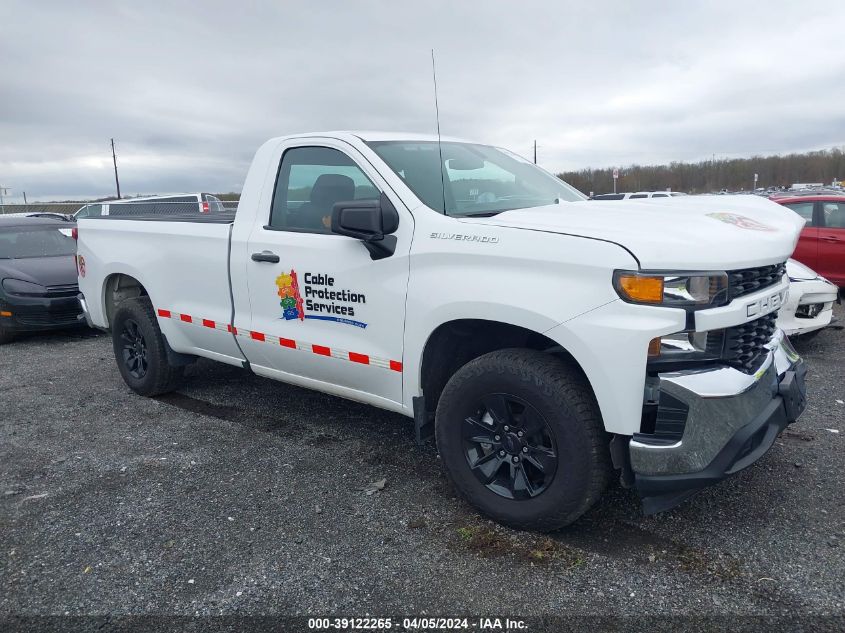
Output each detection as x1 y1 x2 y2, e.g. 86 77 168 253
746 289 788 319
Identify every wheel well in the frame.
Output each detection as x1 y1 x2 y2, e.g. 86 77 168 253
103 273 148 329
419 319 586 416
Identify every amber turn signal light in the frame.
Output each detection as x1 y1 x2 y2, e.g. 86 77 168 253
616 274 664 303
647 337 662 357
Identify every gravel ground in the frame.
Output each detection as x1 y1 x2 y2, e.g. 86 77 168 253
1 305 844 629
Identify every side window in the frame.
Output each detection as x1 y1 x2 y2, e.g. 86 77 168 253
629 194 648 199
821 202 845 229
652 193 669 198
783 202 815 226
269 146 379 233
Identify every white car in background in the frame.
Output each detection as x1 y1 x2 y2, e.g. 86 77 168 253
780 259 839 338
74 193 227 219
592 191 688 200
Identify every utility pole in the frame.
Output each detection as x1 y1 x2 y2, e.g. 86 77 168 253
0 185 8 213
111 138 121 199
22 191 27 204
533 140 537 164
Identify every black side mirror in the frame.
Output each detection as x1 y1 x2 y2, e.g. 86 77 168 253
331 192 399 260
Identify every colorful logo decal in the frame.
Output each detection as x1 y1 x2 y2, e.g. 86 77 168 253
275 269 368 329
77 255 86 278
275 270 305 321
705 212 775 232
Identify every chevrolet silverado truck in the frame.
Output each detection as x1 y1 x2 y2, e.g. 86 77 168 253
76 132 807 530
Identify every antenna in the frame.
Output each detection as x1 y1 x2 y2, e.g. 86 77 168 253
431 49 447 214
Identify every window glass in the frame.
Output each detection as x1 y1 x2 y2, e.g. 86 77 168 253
269 147 379 232
821 202 845 228
366 140 585 216
203 194 226 213
629 194 648 199
592 194 625 200
0 226 76 258
784 202 815 225
651 193 669 197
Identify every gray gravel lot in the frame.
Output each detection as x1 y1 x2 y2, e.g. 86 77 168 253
1 305 844 626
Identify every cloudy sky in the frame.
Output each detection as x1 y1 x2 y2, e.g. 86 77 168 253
3 0 845 201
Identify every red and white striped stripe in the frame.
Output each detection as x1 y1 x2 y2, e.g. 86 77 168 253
157 308 402 373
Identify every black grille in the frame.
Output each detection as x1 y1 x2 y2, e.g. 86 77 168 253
14 304 82 326
721 312 778 372
727 262 786 301
45 284 79 298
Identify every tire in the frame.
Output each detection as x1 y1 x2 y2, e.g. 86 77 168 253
0 326 14 345
111 297 183 396
435 349 610 531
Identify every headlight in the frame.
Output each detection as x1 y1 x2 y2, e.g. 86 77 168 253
2 278 48 296
614 270 729 308
647 330 724 366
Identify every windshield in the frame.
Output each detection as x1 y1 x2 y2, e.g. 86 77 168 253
366 141 586 216
0 226 76 258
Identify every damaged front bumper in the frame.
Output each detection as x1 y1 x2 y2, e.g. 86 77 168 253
629 329 807 514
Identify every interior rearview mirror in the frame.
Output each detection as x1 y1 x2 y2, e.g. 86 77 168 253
447 156 484 171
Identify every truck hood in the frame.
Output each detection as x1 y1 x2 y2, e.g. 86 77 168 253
0 255 79 288
464 195 804 270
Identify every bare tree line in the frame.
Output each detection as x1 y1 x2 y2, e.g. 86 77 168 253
559 147 845 195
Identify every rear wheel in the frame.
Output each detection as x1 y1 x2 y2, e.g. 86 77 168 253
111 297 183 396
435 349 609 531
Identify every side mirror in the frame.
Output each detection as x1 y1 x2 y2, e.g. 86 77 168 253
331 192 399 260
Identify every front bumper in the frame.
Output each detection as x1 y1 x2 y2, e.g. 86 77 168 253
778 277 839 336
0 293 86 334
630 329 806 514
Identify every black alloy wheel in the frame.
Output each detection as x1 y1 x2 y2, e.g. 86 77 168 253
120 318 148 379
462 393 558 500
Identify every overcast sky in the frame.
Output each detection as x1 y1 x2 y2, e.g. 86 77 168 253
2 0 845 201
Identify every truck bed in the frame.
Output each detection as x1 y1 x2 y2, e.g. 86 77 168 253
76 216 243 362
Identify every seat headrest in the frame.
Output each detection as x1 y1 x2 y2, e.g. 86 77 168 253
310 174 356 210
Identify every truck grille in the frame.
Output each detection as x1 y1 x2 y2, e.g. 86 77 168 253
727 262 786 301
719 312 779 372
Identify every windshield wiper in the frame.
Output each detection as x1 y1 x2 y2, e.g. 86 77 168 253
458 211 503 218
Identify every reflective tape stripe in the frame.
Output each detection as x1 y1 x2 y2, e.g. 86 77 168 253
156 308 402 373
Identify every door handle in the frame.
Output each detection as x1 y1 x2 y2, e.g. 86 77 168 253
251 251 280 263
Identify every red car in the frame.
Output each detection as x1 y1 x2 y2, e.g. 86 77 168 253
773 194 845 287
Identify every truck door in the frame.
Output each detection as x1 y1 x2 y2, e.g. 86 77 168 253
782 201 819 271
238 141 412 407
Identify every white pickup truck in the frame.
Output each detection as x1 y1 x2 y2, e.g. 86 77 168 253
76 132 807 530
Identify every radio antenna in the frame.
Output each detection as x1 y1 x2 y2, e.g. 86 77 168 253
431 49 447 214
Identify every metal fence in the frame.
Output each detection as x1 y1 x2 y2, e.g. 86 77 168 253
0 199 239 218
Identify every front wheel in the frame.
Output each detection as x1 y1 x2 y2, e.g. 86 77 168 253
435 349 610 531
111 297 183 396
0 325 13 345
